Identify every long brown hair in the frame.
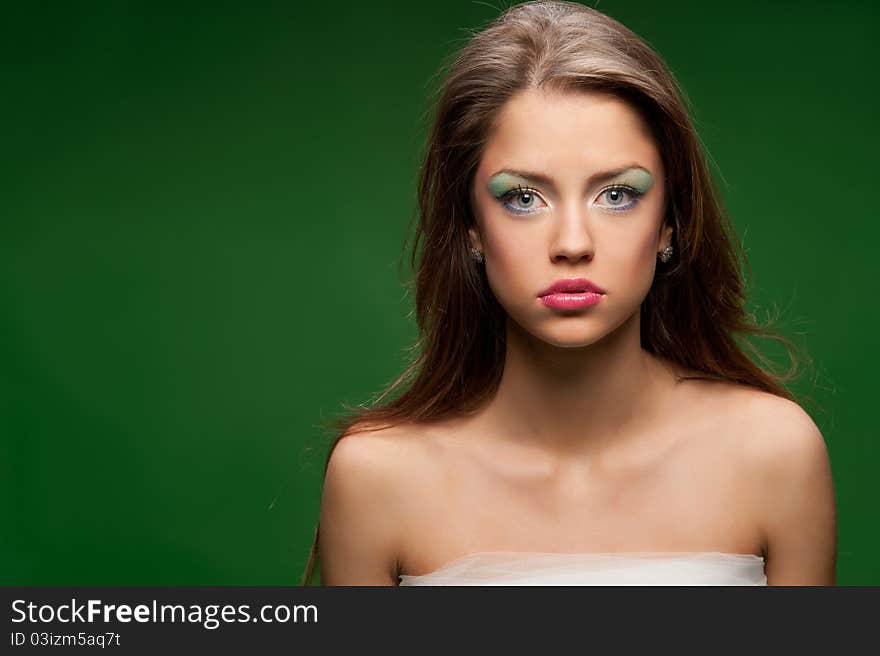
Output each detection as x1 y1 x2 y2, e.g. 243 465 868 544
299 0 809 585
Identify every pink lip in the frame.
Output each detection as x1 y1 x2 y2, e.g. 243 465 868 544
538 277 605 310
539 292 604 310
538 277 605 296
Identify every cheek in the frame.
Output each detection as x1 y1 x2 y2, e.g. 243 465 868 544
604 227 659 293
482 224 541 301
633 229 660 266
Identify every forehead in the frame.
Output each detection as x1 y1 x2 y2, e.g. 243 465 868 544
478 89 662 177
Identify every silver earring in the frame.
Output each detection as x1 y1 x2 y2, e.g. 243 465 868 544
471 246 484 263
658 245 673 263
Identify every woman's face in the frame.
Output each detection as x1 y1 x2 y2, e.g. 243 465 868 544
469 88 672 348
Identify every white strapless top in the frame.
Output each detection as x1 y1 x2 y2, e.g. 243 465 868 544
398 551 767 586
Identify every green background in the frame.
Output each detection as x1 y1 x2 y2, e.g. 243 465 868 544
2 1 877 585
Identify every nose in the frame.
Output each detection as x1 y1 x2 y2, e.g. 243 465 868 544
549 201 595 264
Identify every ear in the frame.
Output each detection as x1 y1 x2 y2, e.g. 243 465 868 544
659 222 673 251
468 226 483 252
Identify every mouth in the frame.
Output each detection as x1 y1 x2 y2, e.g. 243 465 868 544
537 277 606 297
538 290 604 310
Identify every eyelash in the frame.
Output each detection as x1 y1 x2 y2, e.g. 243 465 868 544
499 184 643 215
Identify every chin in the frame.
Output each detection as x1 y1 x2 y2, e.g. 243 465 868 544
539 329 607 349
512 316 610 349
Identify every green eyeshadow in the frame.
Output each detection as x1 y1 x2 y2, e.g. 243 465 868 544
487 173 526 198
486 167 654 198
613 168 654 194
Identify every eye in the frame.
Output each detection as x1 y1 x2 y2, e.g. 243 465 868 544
499 185 548 216
595 185 642 212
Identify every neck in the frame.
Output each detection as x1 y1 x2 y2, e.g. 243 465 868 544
480 309 676 456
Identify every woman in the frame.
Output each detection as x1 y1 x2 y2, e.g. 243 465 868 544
304 0 836 585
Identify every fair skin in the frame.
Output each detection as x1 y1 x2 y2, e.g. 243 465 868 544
318 89 837 585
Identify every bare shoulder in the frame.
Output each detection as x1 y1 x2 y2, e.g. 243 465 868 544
326 421 418 476
731 389 829 470
325 420 442 487
318 420 440 585
678 377 824 456
717 388 837 584
693 383 830 482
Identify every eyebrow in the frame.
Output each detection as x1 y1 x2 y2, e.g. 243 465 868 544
489 163 651 188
